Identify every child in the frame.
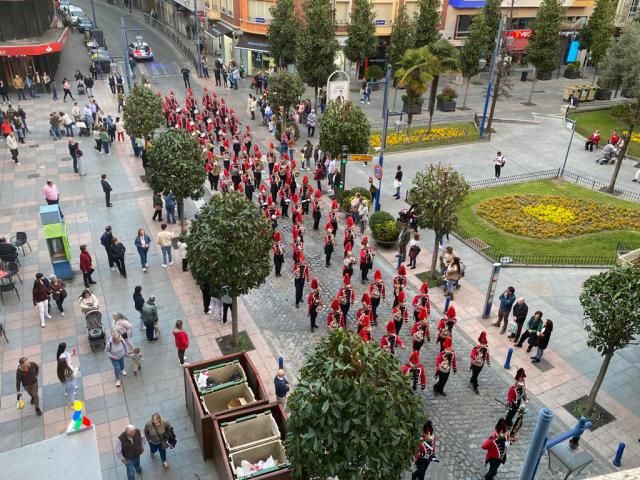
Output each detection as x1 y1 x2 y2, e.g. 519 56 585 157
408 233 421 270
128 347 144 376
177 235 188 272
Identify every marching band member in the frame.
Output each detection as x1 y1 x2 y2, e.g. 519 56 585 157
402 351 426 391
470 331 491 395
292 254 309 309
300 176 313 215
359 236 374 284
436 306 457 352
272 231 285 277
358 314 373 343
328 200 339 233
326 298 346 330
412 421 436 480
355 293 371 334
307 278 322 332
412 283 431 323
311 191 322 230
393 264 407 307
433 337 456 396
411 307 431 352
369 270 386 325
343 244 356 277
337 274 356 321
482 418 510 480
265 196 281 230
505 368 527 427
392 291 409 335
380 320 406 355
324 223 335 267
344 216 356 249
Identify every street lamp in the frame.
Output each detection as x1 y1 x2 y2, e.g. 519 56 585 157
560 117 576 176
480 17 504 138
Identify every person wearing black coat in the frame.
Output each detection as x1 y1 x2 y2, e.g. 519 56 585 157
531 320 553 363
109 237 127 278
100 226 114 269
133 286 145 331
509 298 529 342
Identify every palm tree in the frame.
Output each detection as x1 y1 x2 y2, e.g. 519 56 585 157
394 46 436 129
426 39 460 131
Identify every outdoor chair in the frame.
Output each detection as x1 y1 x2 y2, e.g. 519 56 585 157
0 278 20 304
11 232 32 256
6 261 22 284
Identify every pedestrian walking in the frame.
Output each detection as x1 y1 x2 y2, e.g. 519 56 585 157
515 311 544 351
134 228 151 272
306 109 317 137
57 355 77 406
433 337 456 396
163 191 177 224
181 66 191 88
412 421 435 480
393 165 403 199
173 320 190 367
112 313 135 350
397 223 410 269
32 273 52 328
78 289 100 314
509 298 529 342
221 290 232 324
493 286 516 333
116 117 125 141
133 286 146 331
116 425 146 479
101 174 113 207
157 223 174 267
51 80 58 101
469 332 491 395
49 275 67 316
79 245 97 288
141 296 159 342
274 369 290 409
106 333 128 387
42 179 64 218
0 80 9 102
144 414 174 469
531 319 553 363
62 78 74 102
16 357 42 415
6 132 20 164
108 73 116 94
110 237 127 278
408 233 421 269
494 151 506 178
69 139 81 173
177 235 188 272
482 419 510 479
152 192 163 221
444 257 462 301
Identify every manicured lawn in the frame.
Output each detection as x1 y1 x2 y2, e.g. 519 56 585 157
568 109 640 158
456 180 640 260
368 121 480 154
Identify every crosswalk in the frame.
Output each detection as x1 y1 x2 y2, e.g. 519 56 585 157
133 61 179 78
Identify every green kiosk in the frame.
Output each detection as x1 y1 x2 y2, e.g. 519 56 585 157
40 205 72 280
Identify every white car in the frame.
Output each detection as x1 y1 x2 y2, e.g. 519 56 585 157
68 6 85 25
129 41 154 61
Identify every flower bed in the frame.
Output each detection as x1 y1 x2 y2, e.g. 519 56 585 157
370 126 467 149
476 194 640 239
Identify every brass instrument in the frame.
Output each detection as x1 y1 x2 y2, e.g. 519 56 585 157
370 283 381 299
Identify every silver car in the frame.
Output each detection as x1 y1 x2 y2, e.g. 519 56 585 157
129 41 153 61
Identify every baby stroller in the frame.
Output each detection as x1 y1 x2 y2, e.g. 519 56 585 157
85 307 105 351
76 79 86 95
596 144 618 165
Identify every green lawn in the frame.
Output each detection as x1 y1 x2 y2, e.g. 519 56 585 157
568 109 640 158
368 121 481 154
456 180 640 260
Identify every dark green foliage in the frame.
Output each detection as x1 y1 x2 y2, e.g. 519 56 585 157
525 0 564 73
581 0 616 68
319 101 371 158
341 187 372 212
122 84 163 139
268 70 305 113
414 0 441 47
387 4 415 69
268 0 300 66
344 0 376 64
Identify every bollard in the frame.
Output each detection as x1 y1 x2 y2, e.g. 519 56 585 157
444 296 451 315
613 442 625 467
504 347 513 369
278 356 284 370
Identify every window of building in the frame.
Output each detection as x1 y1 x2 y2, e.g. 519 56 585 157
455 14 474 38
404 0 419 18
372 2 392 25
334 0 350 25
221 0 233 17
248 0 273 23
510 17 535 30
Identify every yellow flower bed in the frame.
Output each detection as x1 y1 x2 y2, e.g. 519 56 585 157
476 194 640 238
370 127 467 148
622 130 640 145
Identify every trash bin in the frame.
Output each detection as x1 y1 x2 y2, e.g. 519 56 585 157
194 360 247 394
520 71 528 82
228 439 290 479
201 382 257 415
578 85 590 102
221 411 281 453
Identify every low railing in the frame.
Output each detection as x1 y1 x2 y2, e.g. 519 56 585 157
369 113 477 131
468 169 560 189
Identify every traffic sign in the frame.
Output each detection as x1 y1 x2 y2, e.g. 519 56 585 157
374 164 383 180
348 154 373 162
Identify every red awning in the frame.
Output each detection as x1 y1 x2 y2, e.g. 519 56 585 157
0 28 70 57
508 38 529 53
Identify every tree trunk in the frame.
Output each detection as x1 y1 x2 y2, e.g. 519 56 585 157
178 198 187 233
314 85 318 110
527 71 537 105
231 295 239 347
462 76 471 109
591 68 597 86
608 127 634 193
585 351 613 417
430 232 440 279
486 65 503 140
427 76 439 132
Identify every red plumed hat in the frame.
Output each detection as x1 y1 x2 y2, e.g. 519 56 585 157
398 264 407 276
361 236 369 246
398 291 406 303
443 337 453 350
292 225 299 238
374 270 382 281
267 195 274 205
331 299 340 310
221 98 225 104
418 307 428 321
315 190 322 199
296 212 303 224
298 253 305 262
343 274 351 286
273 231 281 241
282 152 290 160
325 222 333 232
446 305 456 319
331 200 338 210
237 184 244 193
361 293 371 305
420 282 429 294
246 125 250 132
292 193 299 204
212 92 217 98
347 217 354 228
386 320 396 334
302 175 309 185
409 351 420 365
253 144 260 152
224 139 230 148
260 184 267 193
478 331 488 345
269 142 274 149
224 169 229 177
310 278 318 289
345 242 352 253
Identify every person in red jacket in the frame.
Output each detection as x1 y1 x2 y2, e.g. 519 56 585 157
368 269 385 325
412 282 430 323
470 331 491 395
412 420 435 480
172 320 190 367
326 299 345 330
482 418 509 479
359 236 374 284
506 368 527 427
411 307 431 352
307 278 322 332
272 231 285 277
337 274 356 320
402 350 426 391
293 254 310 308
380 320 405 354
392 290 409 335
436 305 457 351
433 337 456 396
79 244 97 288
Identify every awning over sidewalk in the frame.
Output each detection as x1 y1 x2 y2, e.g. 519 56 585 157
208 21 233 37
235 32 270 53
0 27 70 57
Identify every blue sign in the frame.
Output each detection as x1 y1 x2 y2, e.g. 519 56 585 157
255 17 265 23
565 40 580 63
375 19 385 25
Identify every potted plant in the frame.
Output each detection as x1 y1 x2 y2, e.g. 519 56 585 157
436 86 458 112
563 61 582 79
595 88 612 100
341 187 372 213
364 65 384 91
536 70 553 81
370 211 400 247
401 95 423 115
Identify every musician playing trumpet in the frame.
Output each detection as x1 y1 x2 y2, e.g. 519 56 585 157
307 278 322 332
433 337 456 396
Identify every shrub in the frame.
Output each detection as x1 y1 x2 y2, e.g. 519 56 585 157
369 210 394 230
401 94 424 105
370 211 400 242
364 64 384 81
341 187 372 212
437 86 458 102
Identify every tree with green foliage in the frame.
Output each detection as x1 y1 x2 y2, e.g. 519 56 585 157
394 46 436 128
122 84 163 142
267 70 305 132
296 0 338 106
483 0 502 51
268 0 300 67
425 39 460 131
319 100 370 158
344 0 376 74
408 164 469 277
581 0 617 82
148 129 205 233
580 265 640 417
414 0 441 47
524 0 564 104
187 192 272 346
460 14 490 109
285 328 423 479
387 4 415 70
599 22 640 192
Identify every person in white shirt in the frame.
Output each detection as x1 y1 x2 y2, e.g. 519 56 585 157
494 151 506 178
157 223 175 267
6 132 19 164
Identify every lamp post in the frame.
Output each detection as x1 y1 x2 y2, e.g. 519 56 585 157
90 0 98 28
480 17 504 138
374 64 392 212
194 0 203 77
560 118 576 177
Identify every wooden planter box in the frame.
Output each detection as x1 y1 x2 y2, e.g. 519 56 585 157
436 98 456 112
370 82 381 91
595 89 612 100
536 70 553 81
184 352 269 461
402 100 423 115
213 404 293 480
563 69 581 79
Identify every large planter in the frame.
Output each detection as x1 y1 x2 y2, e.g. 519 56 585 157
595 89 612 101
370 82 381 91
436 98 456 112
402 100 423 115
563 69 581 79
373 238 398 249
536 70 553 81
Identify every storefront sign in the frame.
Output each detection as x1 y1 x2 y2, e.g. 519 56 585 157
0 27 70 57
375 20 386 25
505 29 532 39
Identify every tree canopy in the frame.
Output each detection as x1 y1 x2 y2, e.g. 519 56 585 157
483 0 502 52
414 0 441 47
525 0 564 73
285 328 423 480
425 39 460 130
394 46 436 126
268 0 300 66
460 14 490 108
581 0 616 69
267 70 305 114
344 0 377 66
122 84 163 140
319 100 371 158
387 4 415 70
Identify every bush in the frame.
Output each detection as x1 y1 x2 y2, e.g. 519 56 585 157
341 187 372 212
402 94 424 106
369 210 394 230
274 121 300 142
437 86 458 102
364 64 384 81
370 211 400 243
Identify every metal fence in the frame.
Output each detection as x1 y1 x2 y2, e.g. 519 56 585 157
142 14 197 68
467 169 560 190
616 241 640 255
369 113 477 131
561 170 640 203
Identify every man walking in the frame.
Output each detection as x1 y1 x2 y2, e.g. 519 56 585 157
306 109 317 138
13 74 26 101
101 174 113 207
157 223 174 268
69 139 80 174
42 179 64 218
181 66 191 89
141 296 159 342
16 357 42 416
100 225 115 270
116 425 146 480
393 165 403 199
494 151 506 178
7 132 20 164
494 286 516 334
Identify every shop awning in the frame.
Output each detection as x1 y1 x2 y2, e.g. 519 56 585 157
508 38 529 53
0 27 70 57
208 21 233 37
235 32 270 53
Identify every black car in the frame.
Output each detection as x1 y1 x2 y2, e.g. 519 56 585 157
76 16 94 33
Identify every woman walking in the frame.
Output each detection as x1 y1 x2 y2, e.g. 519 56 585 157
78 289 100 314
110 237 127 278
56 342 77 405
134 228 151 273
105 333 128 387
113 313 135 350
49 275 67 316
531 319 553 363
133 286 146 331
445 257 462 300
144 413 173 468
32 273 52 328
172 320 190 367
408 233 421 270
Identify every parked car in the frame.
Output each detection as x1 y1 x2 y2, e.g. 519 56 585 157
68 6 85 24
128 41 153 61
76 16 95 33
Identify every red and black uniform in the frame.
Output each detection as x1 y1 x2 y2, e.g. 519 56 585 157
279 184 291 217
402 351 426 391
292 259 309 308
343 247 356 278
393 265 407 307
337 275 356 321
307 278 322 332
326 299 346 330
311 191 322 230
359 238 374 284
328 200 339 233
412 422 436 480
355 304 372 334
506 369 527 427
433 338 456 396
412 283 431 323
369 270 386 325
324 225 335 267
265 200 281 230
380 320 405 354
482 419 509 480
470 332 491 394
411 308 431 352
436 306 457 351
272 232 285 277
299 178 312 215
392 291 409 335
